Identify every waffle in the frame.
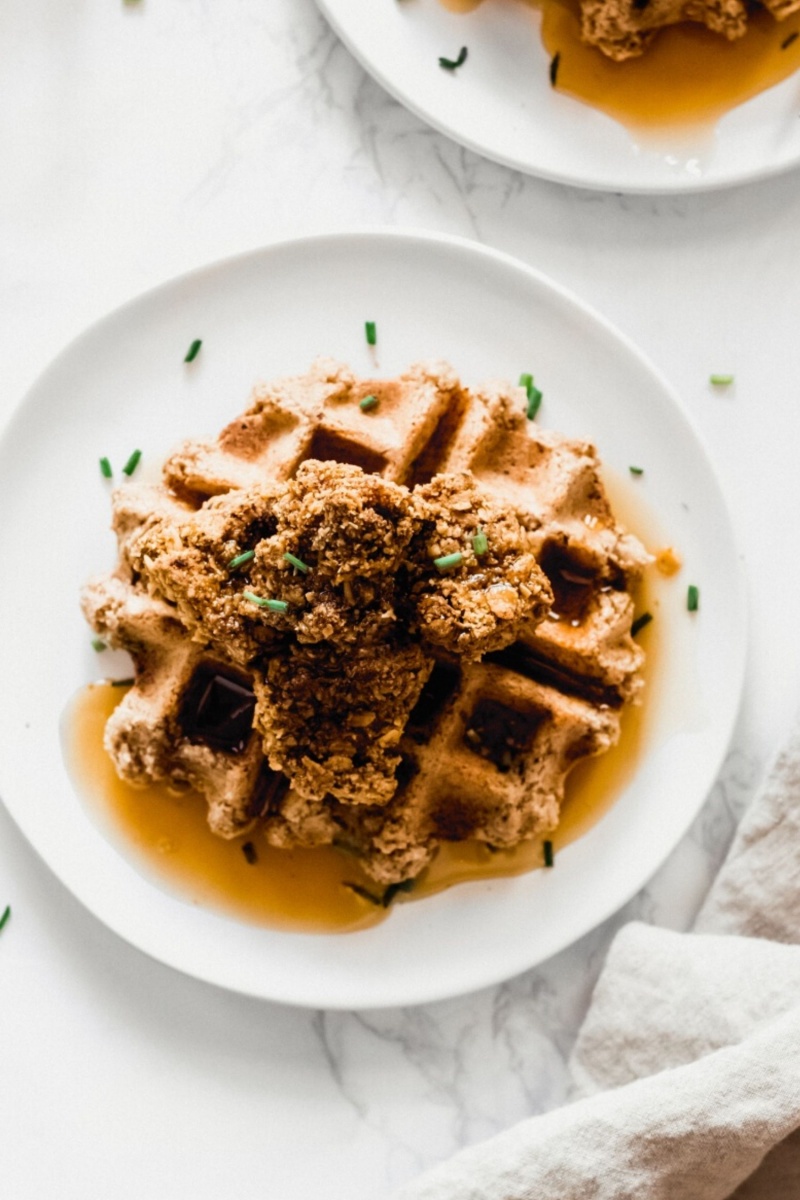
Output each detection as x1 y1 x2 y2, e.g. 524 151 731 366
82 359 650 885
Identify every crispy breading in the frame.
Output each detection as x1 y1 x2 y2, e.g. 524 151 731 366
255 641 432 806
408 473 552 660
125 458 553 805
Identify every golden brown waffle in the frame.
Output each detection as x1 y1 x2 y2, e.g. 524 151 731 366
81 573 268 838
82 359 650 885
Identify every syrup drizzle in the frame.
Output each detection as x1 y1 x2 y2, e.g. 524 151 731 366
62 577 661 935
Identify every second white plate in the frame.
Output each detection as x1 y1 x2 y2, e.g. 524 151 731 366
0 231 745 1007
317 0 800 192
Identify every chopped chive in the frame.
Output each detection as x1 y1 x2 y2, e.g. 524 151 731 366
228 550 255 571
709 374 734 386
121 449 142 477
359 394 379 412
631 611 653 637
91 637 107 652
184 338 202 363
782 30 798 47
472 527 489 556
111 677 135 687
99 456 113 479
549 51 561 87
242 841 258 865
243 591 288 613
382 879 415 907
519 373 542 420
439 45 468 70
543 840 554 868
629 466 644 476
283 552 309 573
527 387 543 420
687 584 700 612
343 881 383 906
0 905 10 933
434 551 464 571
365 321 377 346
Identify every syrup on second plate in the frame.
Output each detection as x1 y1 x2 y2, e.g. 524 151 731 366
440 0 800 131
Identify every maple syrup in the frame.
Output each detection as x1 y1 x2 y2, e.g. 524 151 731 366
62 681 389 934
62 586 662 935
441 0 800 130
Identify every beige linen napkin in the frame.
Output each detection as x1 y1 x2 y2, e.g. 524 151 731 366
395 726 800 1200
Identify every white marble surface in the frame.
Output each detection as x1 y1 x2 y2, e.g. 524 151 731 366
1 2 799 1197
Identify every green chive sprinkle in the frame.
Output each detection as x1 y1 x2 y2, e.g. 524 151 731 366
527 389 543 420
228 550 255 571
687 584 700 612
359 394 379 412
184 339 202 363
629 466 644 476
91 637 107 652
549 51 560 88
519 373 543 420
381 879 415 907
472 527 489 556
122 449 142 477
543 840 554 868
434 552 464 571
709 374 733 386
343 881 382 906
283 552 309 573
0 905 10 933
99 457 113 479
439 46 468 70
111 677 135 688
631 612 653 637
365 321 377 346
243 591 288 613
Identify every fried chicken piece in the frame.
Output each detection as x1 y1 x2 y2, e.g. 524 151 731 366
124 483 284 666
126 462 419 658
124 459 553 805
255 641 433 806
408 473 553 660
581 0 800 61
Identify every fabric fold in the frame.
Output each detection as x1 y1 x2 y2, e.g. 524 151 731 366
394 716 800 1200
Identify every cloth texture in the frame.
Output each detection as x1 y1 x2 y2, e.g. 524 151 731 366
394 724 800 1200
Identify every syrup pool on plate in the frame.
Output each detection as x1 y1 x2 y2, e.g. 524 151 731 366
62 476 680 936
440 0 800 131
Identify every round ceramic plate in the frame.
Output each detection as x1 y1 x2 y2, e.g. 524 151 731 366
0 231 745 1008
317 0 800 192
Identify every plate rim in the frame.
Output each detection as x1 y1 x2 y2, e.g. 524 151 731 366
0 229 748 1008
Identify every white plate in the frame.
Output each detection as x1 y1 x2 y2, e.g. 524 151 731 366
317 0 800 192
0 231 745 1008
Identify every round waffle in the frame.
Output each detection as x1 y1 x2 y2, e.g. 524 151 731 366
82 359 650 884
